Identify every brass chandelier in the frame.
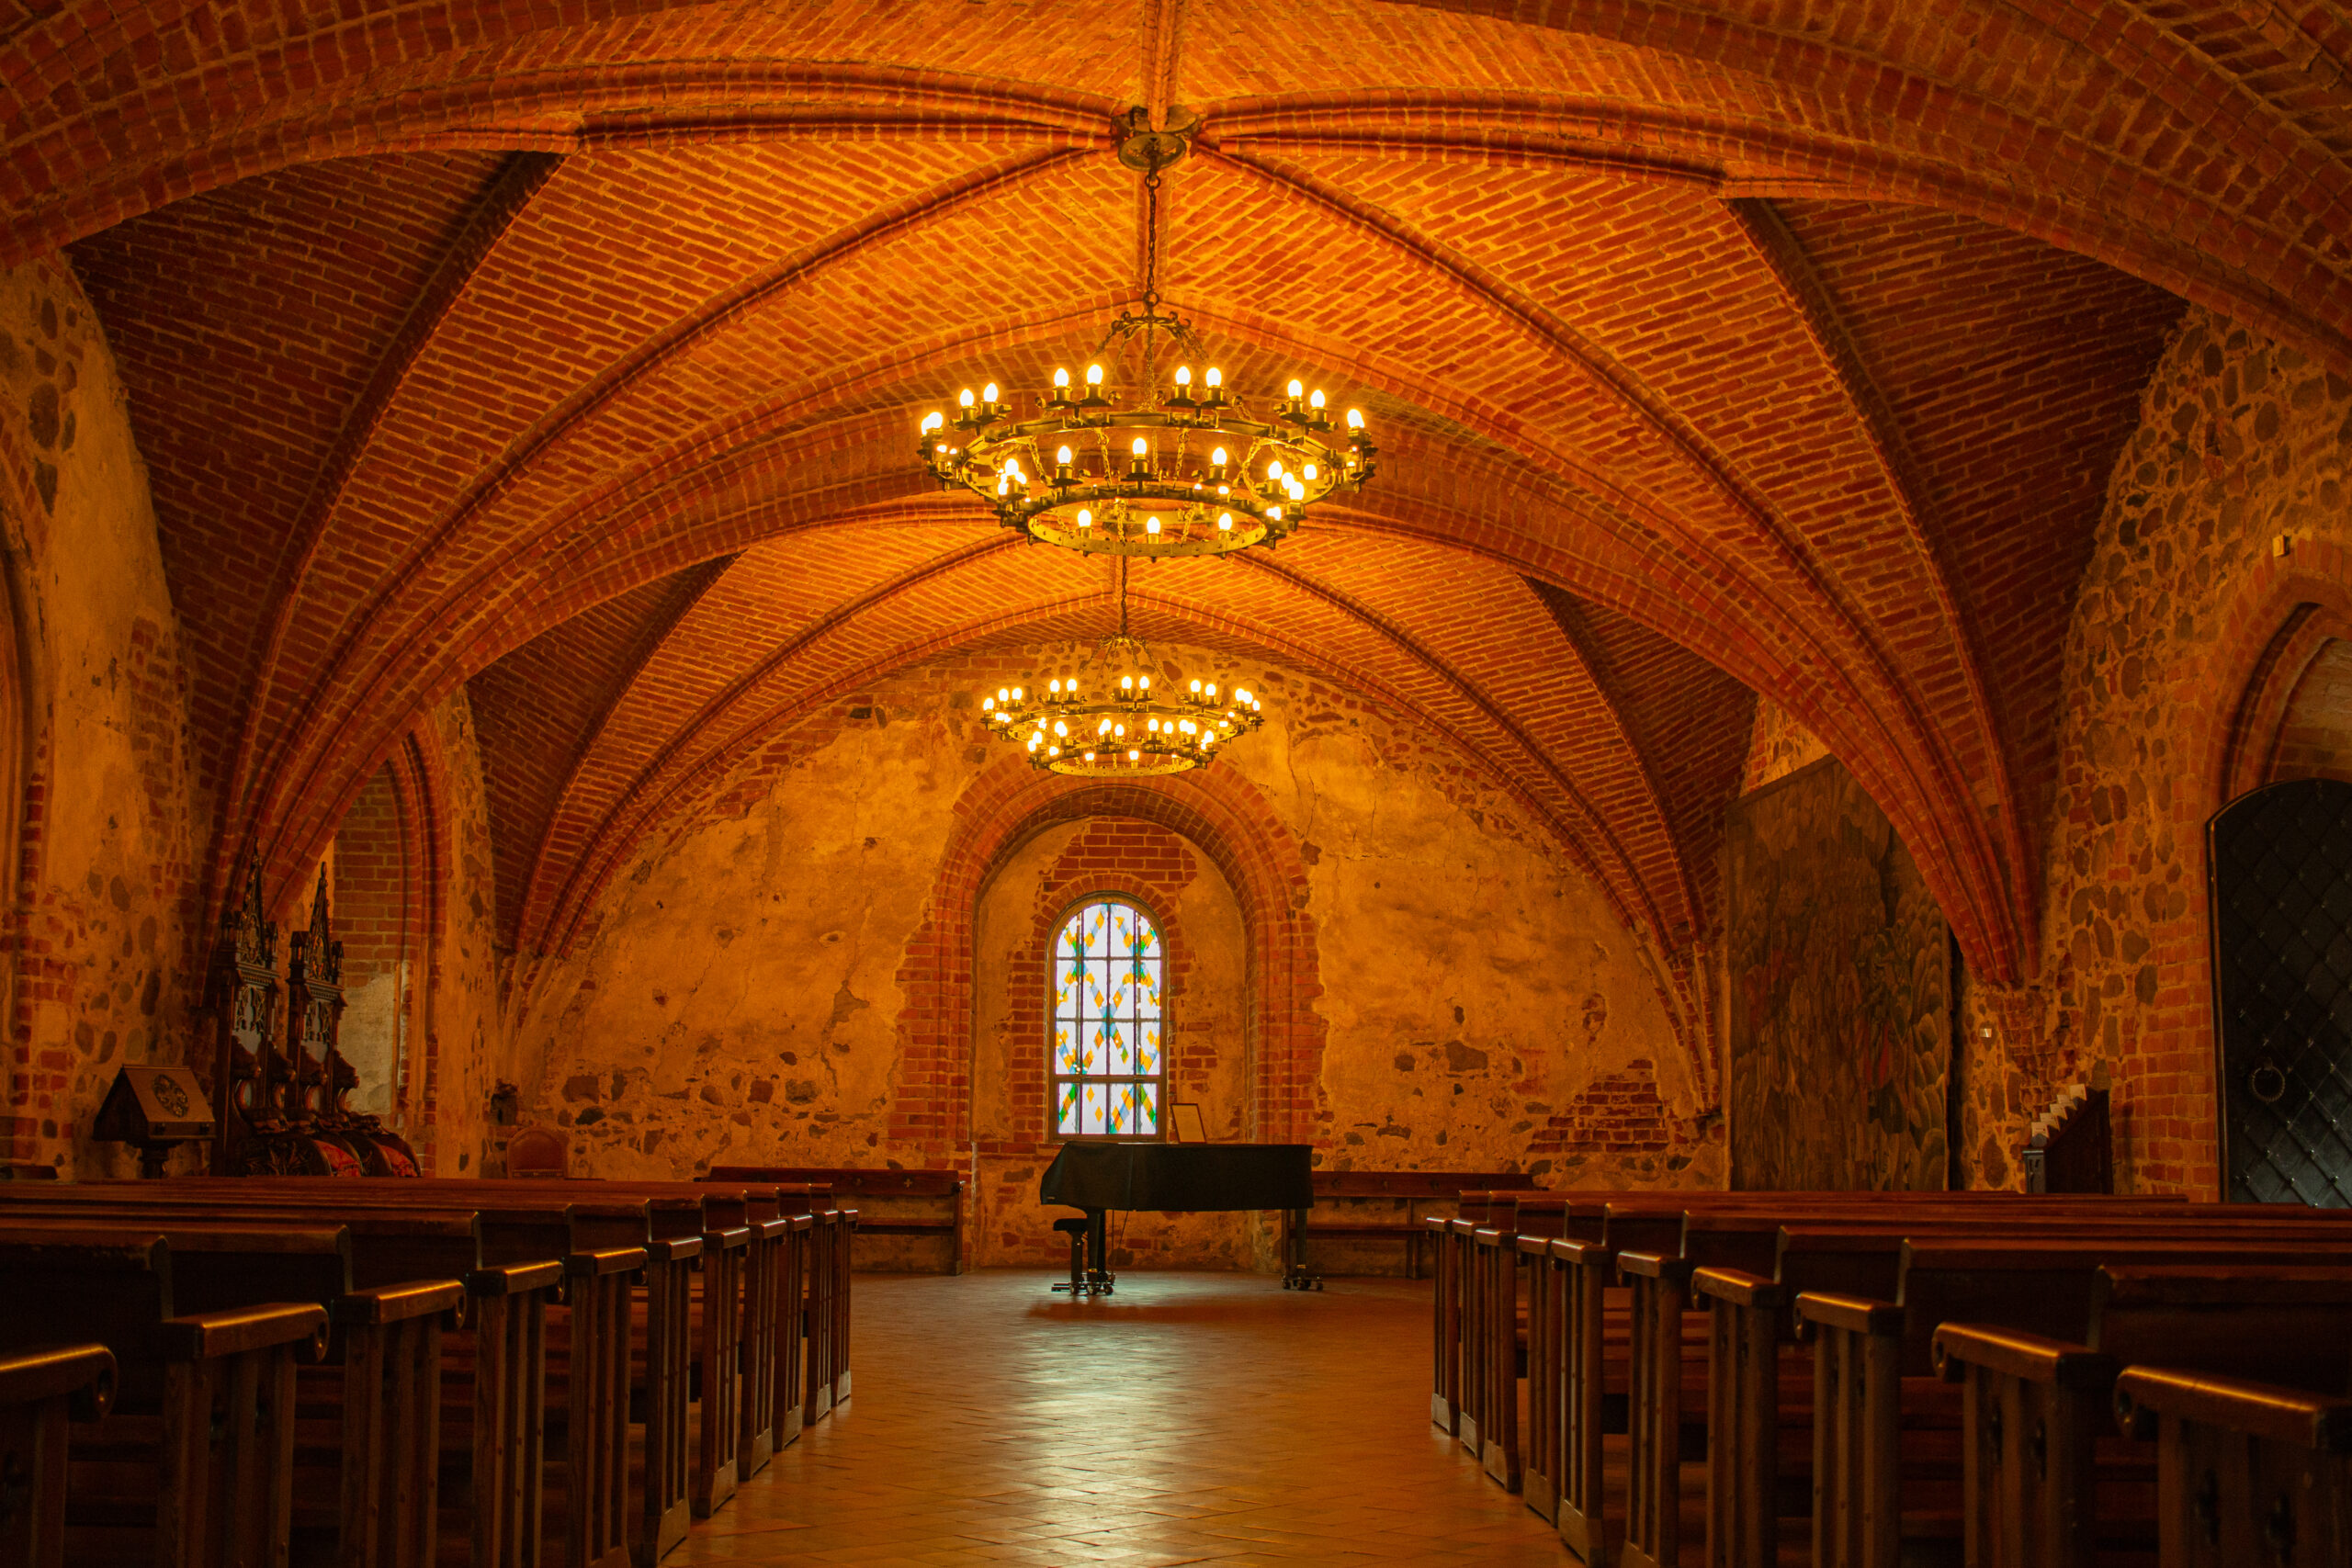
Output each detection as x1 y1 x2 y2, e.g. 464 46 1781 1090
917 118 1377 559
982 556 1264 776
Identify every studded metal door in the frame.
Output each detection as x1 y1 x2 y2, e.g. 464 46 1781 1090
2210 776 2352 1206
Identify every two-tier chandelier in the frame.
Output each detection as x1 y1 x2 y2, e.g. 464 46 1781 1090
917 116 1376 559
982 557 1264 776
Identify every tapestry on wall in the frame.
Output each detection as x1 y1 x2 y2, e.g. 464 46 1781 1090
1725 755 1951 1190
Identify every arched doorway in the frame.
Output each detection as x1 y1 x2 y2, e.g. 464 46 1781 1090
2210 776 2352 1205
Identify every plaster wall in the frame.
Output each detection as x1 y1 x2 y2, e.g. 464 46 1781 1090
516 642 1715 1265
0 257 201 1169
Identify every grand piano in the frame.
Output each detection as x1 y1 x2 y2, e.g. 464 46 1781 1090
1039 1141 1316 1294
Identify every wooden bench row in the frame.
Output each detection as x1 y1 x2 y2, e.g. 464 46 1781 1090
707 1166 960 1273
1275 1170 1537 1280
1430 1187 2352 1568
0 1175 859 1568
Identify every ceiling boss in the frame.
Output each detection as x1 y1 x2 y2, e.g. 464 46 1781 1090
916 112 1378 559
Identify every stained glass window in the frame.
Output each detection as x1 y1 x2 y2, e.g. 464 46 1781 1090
1049 897 1166 1139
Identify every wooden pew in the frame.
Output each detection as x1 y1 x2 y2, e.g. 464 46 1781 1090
1566 1192 2177 1568
1428 1187 1567 1444
2113 1361 2352 1568
0 1226 331 1568
0 1342 115 1568
1796 1227 2352 1568
1289 1170 1536 1281
1936 1262 2352 1567
1465 1192 1569 1491
1672 1198 2197 1568
30 1180 647 1568
0 1187 571 1568
709 1166 950 1274
209 1177 701 1567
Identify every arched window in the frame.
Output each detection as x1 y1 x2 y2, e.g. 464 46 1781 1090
1050 897 1166 1139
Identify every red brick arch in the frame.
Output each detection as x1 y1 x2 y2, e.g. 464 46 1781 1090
890 757 1324 1165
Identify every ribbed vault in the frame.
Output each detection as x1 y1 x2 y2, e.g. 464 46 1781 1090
37 0 2244 990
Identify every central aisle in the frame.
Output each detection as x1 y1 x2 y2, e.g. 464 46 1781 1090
674 1269 1569 1565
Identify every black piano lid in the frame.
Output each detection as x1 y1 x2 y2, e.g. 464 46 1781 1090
1039 1143 1315 1212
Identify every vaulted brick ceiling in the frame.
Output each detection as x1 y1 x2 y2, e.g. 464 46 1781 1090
37 0 2312 982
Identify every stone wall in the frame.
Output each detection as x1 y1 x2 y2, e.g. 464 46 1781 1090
1961 308 2352 1196
0 257 202 1169
513 640 1717 1265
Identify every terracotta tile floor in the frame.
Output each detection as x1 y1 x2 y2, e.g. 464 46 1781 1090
673 1269 1575 1566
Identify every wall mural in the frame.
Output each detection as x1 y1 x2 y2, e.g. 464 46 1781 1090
1725 756 1951 1190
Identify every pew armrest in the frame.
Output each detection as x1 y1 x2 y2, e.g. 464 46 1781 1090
160 1302 329 1362
1618 1249 1697 1283
1693 1266 1783 1308
2114 1365 2352 1450
1932 1321 2114 1387
468 1259 563 1297
565 1246 648 1280
333 1279 466 1327
1792 1291 1903 1337
0 1341 116 1420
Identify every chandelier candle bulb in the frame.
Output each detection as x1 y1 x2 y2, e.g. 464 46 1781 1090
1310 389 1326 411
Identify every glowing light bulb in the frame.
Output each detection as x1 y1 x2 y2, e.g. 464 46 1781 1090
1131 436 1148 457
1347 408 1364 429
960 388 978 409
1211 446 1228 468
1048 679 1061 694
1309 389 1326 410
1148 718 1161 733
922 411 944 433
1175 366 1193 387
1146 517 1160 535
1139 675 1151 691
1191 680 1203 694
1028 734 1041 750
1287 378 1304 399
1012 686 1023 701
1129 750 1140 761
1267 459 1285 479
1086 363 1104 386
1206 683 1218 699
1084 751 1096 762
1054 367 1071 388
1099 718 1113 735
1121 676 1134 691
982 696 994 711
1206 367 1223 389
1269 505 1283 521
1057 445 1073 467
1076 508 1093 527
1303 463 1318 481
1217 513 1233 531
997 688 1009 702
982 381 1000 403
1054 720 1068 737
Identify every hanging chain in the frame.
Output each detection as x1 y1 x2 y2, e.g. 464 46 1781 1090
1141 169 1162 316
1119 552 1130 639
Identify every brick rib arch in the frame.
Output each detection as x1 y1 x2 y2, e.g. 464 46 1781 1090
893 761 1324 1163
8 5 2349 364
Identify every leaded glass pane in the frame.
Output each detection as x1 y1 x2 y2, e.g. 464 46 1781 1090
1046 897 1167 1140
